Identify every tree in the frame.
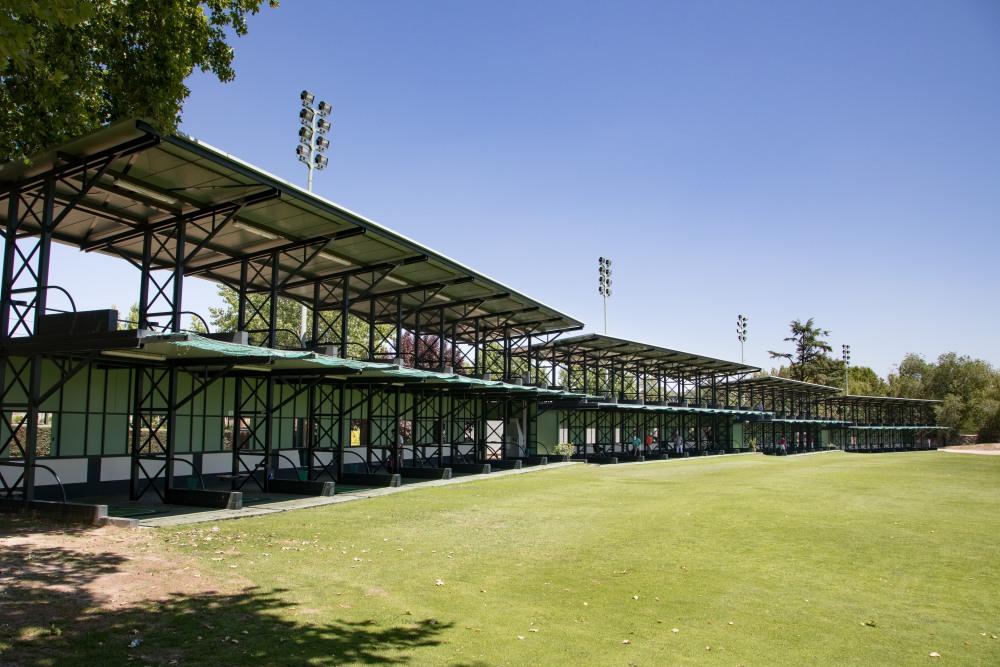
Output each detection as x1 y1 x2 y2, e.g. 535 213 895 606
396 332 460 370
887 353 932 398
769 318 836 383
112 302 140 330
1 0 277 162
199 285 397 356
979 405 1000 443
888 352 1000 435
845 366 889 396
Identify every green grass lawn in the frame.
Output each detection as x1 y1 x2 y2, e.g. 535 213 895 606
12 452 1000 665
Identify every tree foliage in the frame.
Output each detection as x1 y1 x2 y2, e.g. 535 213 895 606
769 318 838 384
201 285 379 352
888 352 999 436
1 0 277 162
978 405 1000 443
396 332 465 370
844 366 889 396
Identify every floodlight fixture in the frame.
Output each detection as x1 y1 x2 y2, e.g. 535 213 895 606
295 89 336 337
842 344 852 394
598 256 613 334
736 314 749 362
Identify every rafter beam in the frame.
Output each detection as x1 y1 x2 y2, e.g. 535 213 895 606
186 226 365 276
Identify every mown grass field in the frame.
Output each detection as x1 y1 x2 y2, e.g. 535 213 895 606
6 452 1000 665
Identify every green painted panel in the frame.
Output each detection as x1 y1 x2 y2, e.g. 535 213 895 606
536 411 559 454
53 414 85 456
731 422 744 449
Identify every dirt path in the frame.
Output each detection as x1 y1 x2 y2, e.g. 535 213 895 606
0 515 241 665
940 443 1000 456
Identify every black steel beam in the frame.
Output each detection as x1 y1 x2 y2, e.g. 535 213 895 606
186 226 366 276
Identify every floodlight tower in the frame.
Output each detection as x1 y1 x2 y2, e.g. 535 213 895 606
737 314 748 363
842 344 852 394
296 91 333 341
296 90 332 192
598 257 612 334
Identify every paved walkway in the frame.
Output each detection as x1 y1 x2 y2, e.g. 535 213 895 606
939 447 1000 456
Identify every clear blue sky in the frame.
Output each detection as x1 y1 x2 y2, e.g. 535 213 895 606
47 0 1000 375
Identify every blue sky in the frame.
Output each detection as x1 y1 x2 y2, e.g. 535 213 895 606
47 1 1000 374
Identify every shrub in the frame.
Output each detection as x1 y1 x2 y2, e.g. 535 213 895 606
552 442 574 456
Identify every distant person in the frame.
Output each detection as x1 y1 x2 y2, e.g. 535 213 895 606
674 430 684 454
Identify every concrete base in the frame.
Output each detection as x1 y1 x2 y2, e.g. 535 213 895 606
485 459 522 470
165 487 242 510
400 466 452 480
588 455 619 464
450 463 492 474
340 472 402 487
618 454 645 463
0 497 109 525
523 456 549 465
268 479 334 496
99 515 140 528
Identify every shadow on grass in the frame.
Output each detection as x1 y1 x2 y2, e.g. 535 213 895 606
0 536 453 666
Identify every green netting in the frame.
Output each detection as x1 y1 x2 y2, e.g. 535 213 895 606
140 334 578 392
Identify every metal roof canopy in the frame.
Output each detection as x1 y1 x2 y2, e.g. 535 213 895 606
529 333 759 378
730 375 842 397
0 119 582 340
829 394 942 407
80 332 589 396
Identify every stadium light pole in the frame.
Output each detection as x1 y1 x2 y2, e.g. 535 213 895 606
737 314 748 364
598 257 612 334
296 90 332 341
842 344 851 394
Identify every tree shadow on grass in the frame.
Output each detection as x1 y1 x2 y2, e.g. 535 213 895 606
0 538 453 666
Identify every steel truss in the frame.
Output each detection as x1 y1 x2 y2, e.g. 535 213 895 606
447 393 482 464
0 350 100 500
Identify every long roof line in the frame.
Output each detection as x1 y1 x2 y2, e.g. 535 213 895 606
0 119 583 337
